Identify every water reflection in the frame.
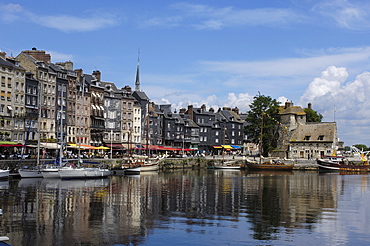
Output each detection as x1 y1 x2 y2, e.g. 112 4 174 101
0 170 369 245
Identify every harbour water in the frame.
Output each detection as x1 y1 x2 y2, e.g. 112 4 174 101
0 170 370 245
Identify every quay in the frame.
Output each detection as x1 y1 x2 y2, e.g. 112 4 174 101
0 156 319 176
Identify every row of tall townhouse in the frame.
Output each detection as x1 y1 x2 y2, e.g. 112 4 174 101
0 48 247 154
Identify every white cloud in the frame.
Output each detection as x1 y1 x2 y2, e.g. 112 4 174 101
313 0 370 30
0 3 119 32
29 14 118 32
300 66 370 145
145 3 304 29
48 50 74 62
200 47 370 78
0 3 23 22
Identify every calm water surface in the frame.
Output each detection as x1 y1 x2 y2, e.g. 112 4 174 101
0 170 369 245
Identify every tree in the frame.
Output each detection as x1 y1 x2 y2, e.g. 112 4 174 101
244 93 280 157
304 108 323 122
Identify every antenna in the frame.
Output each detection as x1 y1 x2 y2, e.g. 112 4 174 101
334 105 336 122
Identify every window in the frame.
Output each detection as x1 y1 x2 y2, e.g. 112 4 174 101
318 135 324 140
304 136 311 141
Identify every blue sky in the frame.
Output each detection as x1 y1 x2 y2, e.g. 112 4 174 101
1 0 370 146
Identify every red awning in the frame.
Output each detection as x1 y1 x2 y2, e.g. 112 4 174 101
106 143 126 149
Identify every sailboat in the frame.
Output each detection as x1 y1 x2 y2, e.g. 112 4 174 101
214 126 241 170
57 79 111 179
246 112 295 171
123 112 160 174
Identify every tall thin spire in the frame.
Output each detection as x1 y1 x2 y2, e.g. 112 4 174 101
135 48 140 91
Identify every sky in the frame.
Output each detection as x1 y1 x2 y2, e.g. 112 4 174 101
1 0 370 147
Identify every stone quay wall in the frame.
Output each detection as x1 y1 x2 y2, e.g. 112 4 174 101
1 156 319 173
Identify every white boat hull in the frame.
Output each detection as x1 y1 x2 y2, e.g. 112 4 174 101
214 165 241 169
19 169 43 178
58 167 111 179
41 168 61 178
0 169 9 179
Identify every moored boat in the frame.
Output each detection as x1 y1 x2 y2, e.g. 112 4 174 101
18 167 43 178
246 158 295 171
317 155 369 172
0 169 9 179
214 161 241 169
58 165 111 179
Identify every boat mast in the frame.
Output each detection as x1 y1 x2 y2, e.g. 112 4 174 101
58 84 64 166
77 77 85 166
37 82 42 166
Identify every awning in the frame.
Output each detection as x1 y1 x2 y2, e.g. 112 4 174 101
7 106 12 111
95 146 110 150
158 146 182 151
67 144 96 150
221 145 233 149
92 105 96 109
0 141 24 147
213 145 222 148
106 143 125 149
231 145 242 149
40 143 60 149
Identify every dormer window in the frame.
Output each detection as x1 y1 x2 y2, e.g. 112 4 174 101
318 135 324 141
304 136 311 141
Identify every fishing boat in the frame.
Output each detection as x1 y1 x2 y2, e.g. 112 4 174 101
245 158 295 170
317 155 369 172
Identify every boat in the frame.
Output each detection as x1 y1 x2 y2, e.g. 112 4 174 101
214 160 241 169
122 155 159 174
56 81 111 180
245 158 295 170
213 127 241 170
317 155 369 172
245 112 295 171
58 164 111 179
18 166 43 178
0 169 9 179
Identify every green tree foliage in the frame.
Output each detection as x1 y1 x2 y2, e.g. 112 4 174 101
244 93 280 157
304 108 323 122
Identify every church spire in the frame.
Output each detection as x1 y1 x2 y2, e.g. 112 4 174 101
135 48 140 91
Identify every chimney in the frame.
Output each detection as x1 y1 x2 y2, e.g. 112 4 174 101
57 61 73 71
92 70 101 81
0 52 5 59
232 107 239 114
209 108 214 113
222 106 231 111
201 104 206 112
179 108 186 114
123 85 132 92
74 69 83 81
22 48 51 63
188 105 193 121
285 100 293 109
308 102 312 109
